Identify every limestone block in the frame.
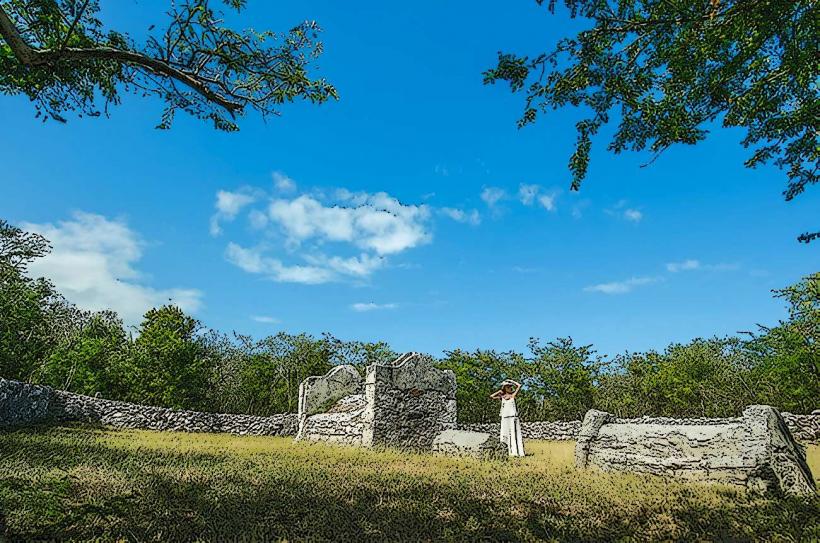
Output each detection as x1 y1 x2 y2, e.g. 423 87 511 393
432 429 508 460
574 406 816 496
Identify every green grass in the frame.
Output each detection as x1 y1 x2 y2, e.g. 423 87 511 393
0 426 817 542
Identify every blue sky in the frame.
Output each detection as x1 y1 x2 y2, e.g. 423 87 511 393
2 0 818 359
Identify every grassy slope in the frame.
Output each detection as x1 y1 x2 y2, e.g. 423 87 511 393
0 426 817 542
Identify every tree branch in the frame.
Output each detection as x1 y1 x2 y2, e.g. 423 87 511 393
0 5 36 63
60 0 91 50
0 5 242 115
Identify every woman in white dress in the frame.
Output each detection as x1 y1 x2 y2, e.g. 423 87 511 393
490 379 525 457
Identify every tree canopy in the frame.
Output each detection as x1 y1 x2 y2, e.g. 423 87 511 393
484 0 818 241
2 218 819 418
0 0 337 130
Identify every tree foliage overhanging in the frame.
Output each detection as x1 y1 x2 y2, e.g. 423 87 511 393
484 0 819 242
1 220 818 420
0 0 337 130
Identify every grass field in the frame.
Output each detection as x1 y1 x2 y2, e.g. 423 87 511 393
0 426 817 542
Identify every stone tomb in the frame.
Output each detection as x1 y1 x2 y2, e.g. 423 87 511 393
297 353 505 456
575 405 816 496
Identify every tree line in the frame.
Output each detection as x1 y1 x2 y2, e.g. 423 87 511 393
1 220 817 422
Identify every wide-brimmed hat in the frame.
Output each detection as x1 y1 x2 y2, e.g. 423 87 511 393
500 379 516 387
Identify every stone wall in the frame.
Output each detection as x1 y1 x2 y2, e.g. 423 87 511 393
361 353 457 449
575 406 816 496
461 421 581 441
0 379 53 427
298 365 362 417
464 414 819 444
298 353 458 450
0 378 297 436
297 394 366 445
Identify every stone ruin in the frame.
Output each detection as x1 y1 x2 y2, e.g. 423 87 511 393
575 405 816 496
296 353 507 458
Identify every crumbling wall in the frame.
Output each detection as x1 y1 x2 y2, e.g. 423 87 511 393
360 353 457 449
575 406 816 496
0 378 297 436
297 365 362 417
297 394 366 445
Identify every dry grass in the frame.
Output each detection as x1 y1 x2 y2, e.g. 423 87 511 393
0 425 817 542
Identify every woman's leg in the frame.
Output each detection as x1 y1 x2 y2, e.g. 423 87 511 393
500 417 512 454
512 417 525 457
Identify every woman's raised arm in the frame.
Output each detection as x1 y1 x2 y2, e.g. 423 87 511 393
511 380 522 397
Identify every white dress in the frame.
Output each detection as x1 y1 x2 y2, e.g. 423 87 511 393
499 397 525 457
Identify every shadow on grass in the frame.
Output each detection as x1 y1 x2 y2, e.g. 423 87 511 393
0 426 818 542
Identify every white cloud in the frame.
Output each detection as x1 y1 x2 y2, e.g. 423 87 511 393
351 302 398 312
583 276 660 295
22 212 203 327
248 209 269 230
210 189 257 236
273 171 296 193
623 209 643 222
268 192 431 256
518 184 539 206
220 180 431 285
606 200 643 223
252 315 281 324
440 207 481 226
225 243 335 284
666 259 701 272
480 186 506 208
666 259 739 273
517 184 558 211
538 193 558 212
304 253 386 277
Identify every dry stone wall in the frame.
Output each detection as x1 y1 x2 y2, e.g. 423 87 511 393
0 379 52 427
0 378 297 436
461 421 581 441
575 406 816 496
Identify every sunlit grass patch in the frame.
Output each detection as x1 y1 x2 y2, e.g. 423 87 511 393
0 425 817 541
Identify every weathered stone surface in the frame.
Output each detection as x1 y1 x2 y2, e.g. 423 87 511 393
298 394 366 445
780 412 820 443
432 429 508 460
0 379 53 427
0 378 297 436
361 353 457 449
298 365 362 417
575 405 816 496
298 353 458 450
461 421 581 441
